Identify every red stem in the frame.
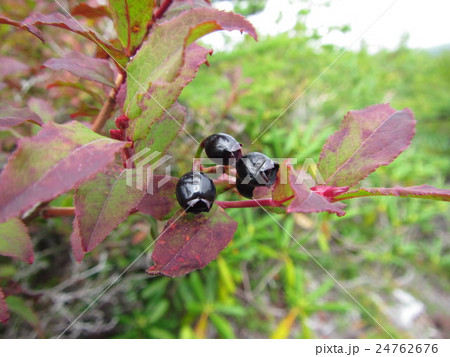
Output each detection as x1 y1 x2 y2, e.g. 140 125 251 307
42 207 75 218
154 0 173 19
216 195 294 209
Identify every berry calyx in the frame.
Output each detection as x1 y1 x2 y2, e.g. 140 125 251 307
201 133 242 165
176 171 216 214
236 152 279 187
236 177 255 199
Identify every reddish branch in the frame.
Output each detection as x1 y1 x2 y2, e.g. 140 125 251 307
216 196 294 209
91 73 124 133
42 207 75 218
154 0 173 19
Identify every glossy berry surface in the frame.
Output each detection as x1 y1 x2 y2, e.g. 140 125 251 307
236 152 279 187
176 171 216 214
202 133 242 165
236 177 255 199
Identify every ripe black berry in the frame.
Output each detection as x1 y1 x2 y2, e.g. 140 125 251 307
236 152 279 187
202 133 242 165
176 171 216 214
236 177 255 199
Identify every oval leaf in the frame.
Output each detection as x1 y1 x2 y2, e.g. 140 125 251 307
43 51 115 87
0 57 29 79
21 13 126 61
147 205 238 277
0 105 43 130
74 165 146 252
134 101 187 153
108 0 155 54
0 121 127 224
130 43 210 142
318 104 416 187
0 218 34 263
125 7 257 119
137 175 179 220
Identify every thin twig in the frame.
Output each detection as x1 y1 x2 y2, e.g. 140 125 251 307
91 73 124 133
42 207 75 218
154 0 173 19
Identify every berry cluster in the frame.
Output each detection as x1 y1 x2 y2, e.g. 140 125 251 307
176 133 279 214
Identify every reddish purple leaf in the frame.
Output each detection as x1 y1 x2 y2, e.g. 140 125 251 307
0 57 29 79
137 176 179 220
310 185 350 199
147 205 238 277
74 165 146 252
21 13 125 60
0 121 127 224
70 217 85 263
0 105 43 130
0 287 8 324
43 51 115 87
287 174 346 217
318 104 416 187
0 218 34 264
162 0 211 21
333 185 450 202
0 15 44 42
71 3 111 19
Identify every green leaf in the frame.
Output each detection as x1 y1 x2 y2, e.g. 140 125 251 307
108 0 155 54
134 102 186 153
210 312 235 338
124 7 256 124
5 295 40 329
0 218 33 264
128 42 210 142
74 165 146 252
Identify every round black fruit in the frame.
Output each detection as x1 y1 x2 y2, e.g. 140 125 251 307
236 152 279 187
176 171 216 214
236 177 255 199
202 133 242 165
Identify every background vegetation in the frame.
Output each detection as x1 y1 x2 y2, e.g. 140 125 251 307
0 0 449 338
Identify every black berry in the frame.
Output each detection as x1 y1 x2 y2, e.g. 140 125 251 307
236 177 255 199
176 171 216 214
202 133 242 165
236 152 279 187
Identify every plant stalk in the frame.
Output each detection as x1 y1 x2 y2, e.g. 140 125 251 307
91 73 124 133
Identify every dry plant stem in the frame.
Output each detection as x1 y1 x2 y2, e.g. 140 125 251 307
42 207 75 218
91 73 124 133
